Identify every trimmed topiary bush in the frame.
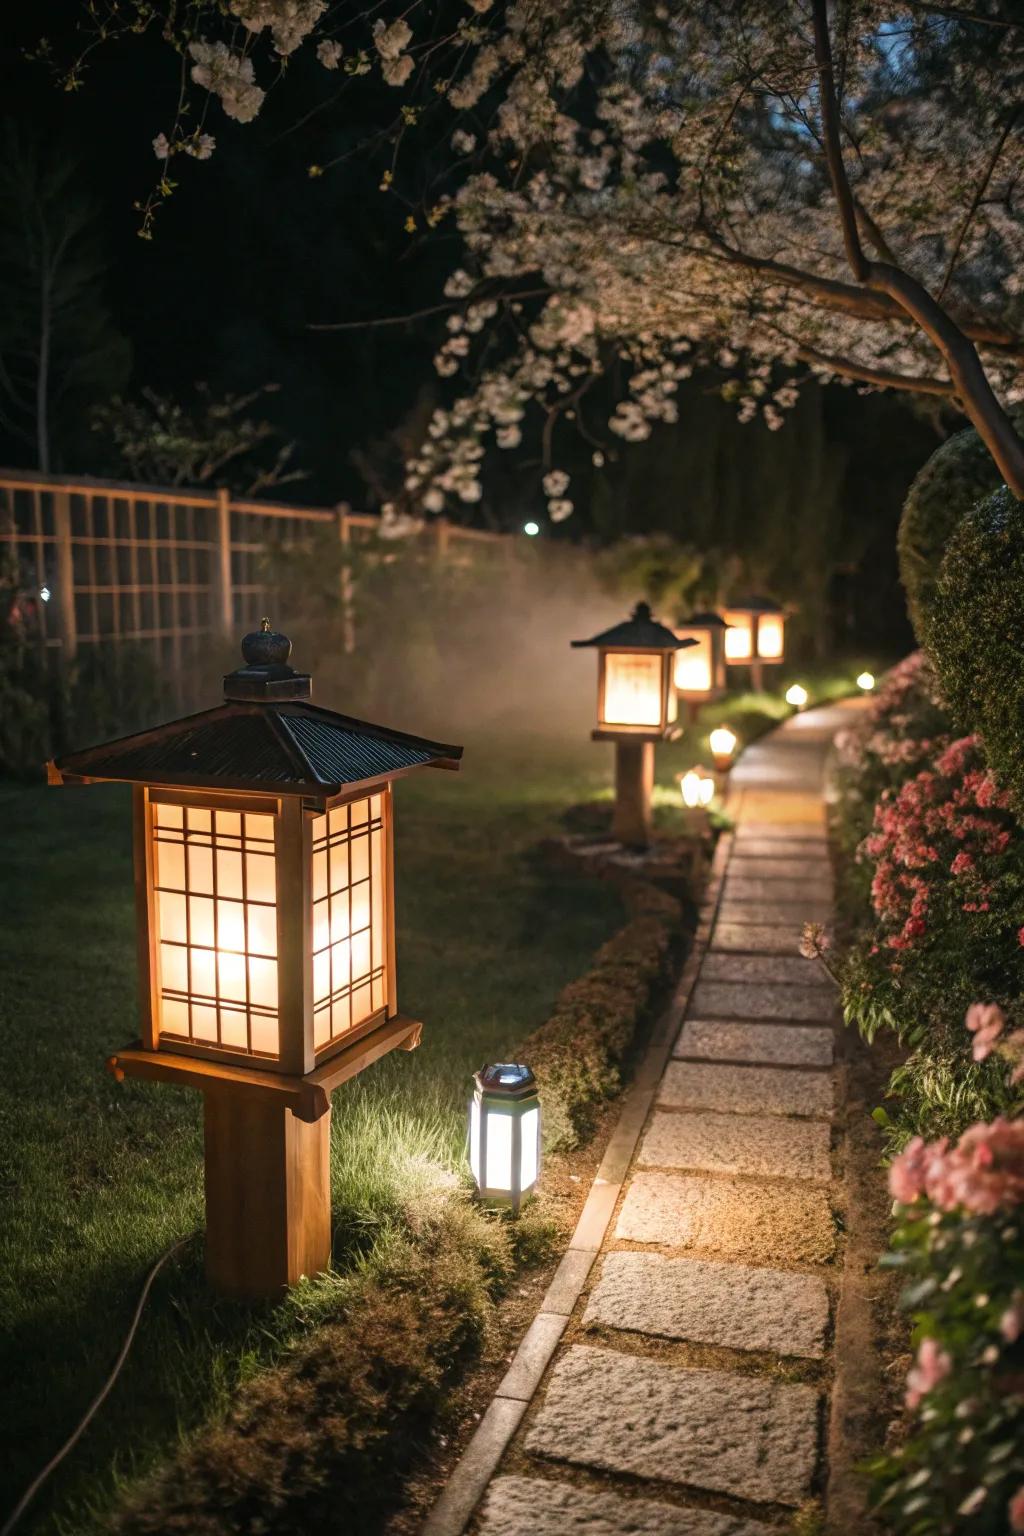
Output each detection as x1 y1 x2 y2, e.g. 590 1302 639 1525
928 485 1024 810
898 426 1007 644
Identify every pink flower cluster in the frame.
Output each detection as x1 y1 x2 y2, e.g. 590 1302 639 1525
904 1336 951 1409
966 1001 1005 1062
889 1117 1024 1215
1012 1488 1024 1534
861 736 1014 948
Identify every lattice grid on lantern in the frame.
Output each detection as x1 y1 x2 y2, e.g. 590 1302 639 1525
311 794 387 1053
152 803 279 1058
602 652 663 727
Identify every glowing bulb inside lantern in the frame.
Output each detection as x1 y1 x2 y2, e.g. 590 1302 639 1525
785 683 809 708
709 726 737 767
857 671 875 691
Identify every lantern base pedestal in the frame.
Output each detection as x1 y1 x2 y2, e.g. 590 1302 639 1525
203 1092 332 1300
612 739 654 849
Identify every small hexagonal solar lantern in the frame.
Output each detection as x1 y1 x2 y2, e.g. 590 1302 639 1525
469 1063 541 1215
572 602 693 848
48 620 462 1298
673 611 729 720
722 595 786 690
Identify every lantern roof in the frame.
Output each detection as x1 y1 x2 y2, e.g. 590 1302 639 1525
49 621 463 799
571 601 694 652
676 610 729 630
474 1062 538 1099
726 594 783 613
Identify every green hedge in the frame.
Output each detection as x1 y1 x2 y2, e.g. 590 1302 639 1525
897 427 1007 644
929 485 1024 810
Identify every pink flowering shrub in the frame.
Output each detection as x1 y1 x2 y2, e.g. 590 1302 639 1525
870 1115 1024 1533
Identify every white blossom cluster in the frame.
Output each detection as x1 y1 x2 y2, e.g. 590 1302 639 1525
188 41 266 122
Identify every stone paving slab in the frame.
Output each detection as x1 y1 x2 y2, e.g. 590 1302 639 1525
730 838 829 859
690 981 835 1022
710 923 807 956
641 1110 831 1182
524 1346 819 1506
723 877 833 904
615 1171 836 1264
699 953 834 989
658 1061 834 1118
675 1019 834 1068
717 900 830 926
733 822 827 841
477 1476 770 1536
584 1250 829 1359
729 858 832 881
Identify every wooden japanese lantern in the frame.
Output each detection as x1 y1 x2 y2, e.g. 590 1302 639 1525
48 620 462 1299
571 602 693 848
722 595 786 691
673 611 729 719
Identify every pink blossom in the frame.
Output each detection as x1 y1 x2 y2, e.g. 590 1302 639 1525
950 851 974 875
889 1136 928 1203
966 1002 1005 1062
1000 1292 1024 1344
1010 1488 1024 1534
905 1337 952 1410
798 921 831 961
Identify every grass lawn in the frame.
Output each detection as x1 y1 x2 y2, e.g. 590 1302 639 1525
0 659 882 1534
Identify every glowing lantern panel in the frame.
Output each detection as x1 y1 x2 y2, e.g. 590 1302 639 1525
723 612 754 660
757 614 785 660
310 795 388 1053
602 652 664 728
674 632 712 694
469 1063 541 1213
153 802 280 1057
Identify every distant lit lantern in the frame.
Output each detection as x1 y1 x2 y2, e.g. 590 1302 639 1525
785 683 809 710
48 621 462 1298
572 602 693 848
679 767 715 809
857 671 875 692
722 596 786 690
524 521 540 537
673 612 728 719
709 725 738 774
469 1063 541 1214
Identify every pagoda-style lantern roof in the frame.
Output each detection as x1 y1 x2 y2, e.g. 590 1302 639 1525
49 621 462 800
678 610 729 629
571 601 692 653
727 594 783 615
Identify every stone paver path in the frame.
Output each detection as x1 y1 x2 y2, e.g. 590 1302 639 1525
425 704 858 1536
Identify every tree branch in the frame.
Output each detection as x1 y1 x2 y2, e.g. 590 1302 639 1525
937 105 1020 301
811 0 1024 498
791 342 955 398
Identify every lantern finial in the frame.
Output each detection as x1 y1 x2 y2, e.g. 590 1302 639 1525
632 600 652 624
227 621 311 701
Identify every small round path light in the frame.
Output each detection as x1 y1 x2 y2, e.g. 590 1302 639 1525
48 620 463 1299
857 671 875 692
672 611 729 723
469 1063 541 1215
709 724 738 776
785 683 809 710
571 601 694 849
722 595 786 693
523 521 540 537
679 766 715 810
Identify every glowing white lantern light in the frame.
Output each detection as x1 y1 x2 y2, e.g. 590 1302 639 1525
785 683 809 709
524 521 540 536
857 671 875 692
469 1063 541 1214
680 768 715 809
40 585 51 602
709 725 738 773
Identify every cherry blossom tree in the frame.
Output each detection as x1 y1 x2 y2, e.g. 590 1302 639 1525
62 1 1024 515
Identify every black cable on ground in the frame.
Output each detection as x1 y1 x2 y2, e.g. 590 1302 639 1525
1 1231 198 1536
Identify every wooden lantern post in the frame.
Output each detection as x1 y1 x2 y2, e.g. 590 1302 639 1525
722 596 786 693
672 611 729 725
49 621 462 1299
571 603 693 849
